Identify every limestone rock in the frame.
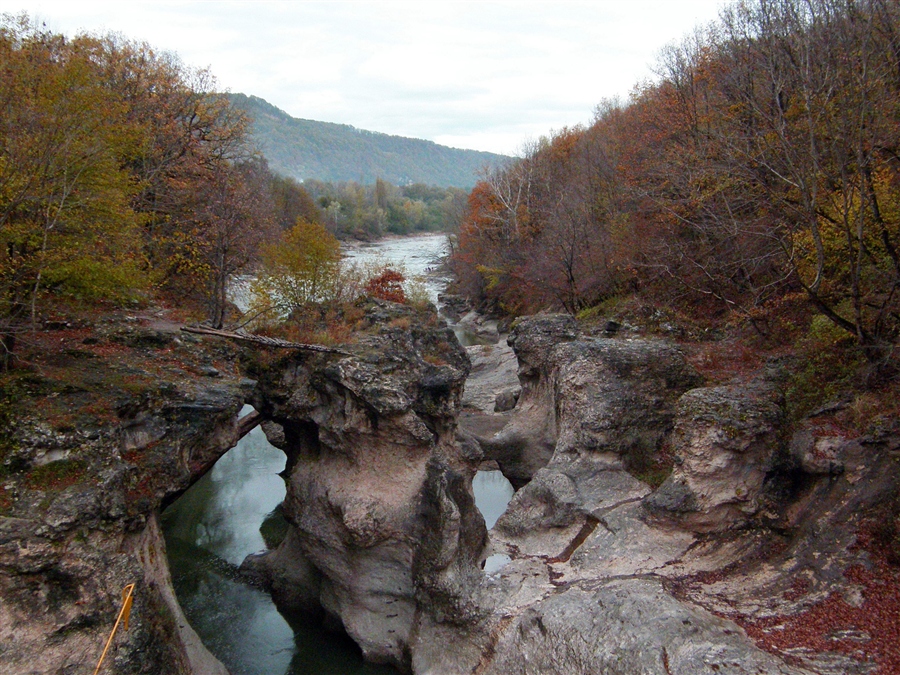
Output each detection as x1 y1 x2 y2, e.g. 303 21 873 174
790 427 846 475
488 314 701 490
455 310 501 344
0 316 249 675
481 580 808 675
493 387 519 412
461 340 518 413
250 301 486 671
644 382 786 532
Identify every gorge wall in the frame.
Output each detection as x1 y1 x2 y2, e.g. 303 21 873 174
2 304 897 674
248 311 899 674
0 316 254 675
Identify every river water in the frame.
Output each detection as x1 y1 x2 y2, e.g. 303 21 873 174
162 234 513 675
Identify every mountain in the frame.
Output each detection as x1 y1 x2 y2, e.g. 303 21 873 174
228 94 508 188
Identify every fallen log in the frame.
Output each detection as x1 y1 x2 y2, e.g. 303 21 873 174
180 325 351 355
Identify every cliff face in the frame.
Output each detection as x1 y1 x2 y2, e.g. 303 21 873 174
412 316 899 675
4 305 897 675
0 314 249 675
247 300 486 670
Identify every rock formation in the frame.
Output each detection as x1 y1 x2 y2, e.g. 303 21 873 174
0 317 251 675
4 304 897 675
644 381 787 532
246 300 487 670
408 315 897 675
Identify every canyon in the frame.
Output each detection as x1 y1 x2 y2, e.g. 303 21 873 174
1 297 898 674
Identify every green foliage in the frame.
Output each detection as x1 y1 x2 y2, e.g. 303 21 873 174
0 18 149 322
270 173 322 229
25 458 86 491
44 255 148 303
227 93 507 188
0 379 19 474
786 315 866 418
252 219 342 313
0 15 268 334
300 178 469 239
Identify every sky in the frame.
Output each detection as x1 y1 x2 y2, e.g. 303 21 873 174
0 1 726 155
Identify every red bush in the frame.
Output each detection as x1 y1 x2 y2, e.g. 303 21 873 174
365 269 406 304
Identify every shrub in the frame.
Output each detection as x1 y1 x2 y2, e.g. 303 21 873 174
364 269 406 303
786 315 866 419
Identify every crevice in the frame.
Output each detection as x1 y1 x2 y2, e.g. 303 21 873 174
471 614 515 675
548 515 600 564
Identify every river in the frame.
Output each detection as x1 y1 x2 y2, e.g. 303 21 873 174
162 233 514 675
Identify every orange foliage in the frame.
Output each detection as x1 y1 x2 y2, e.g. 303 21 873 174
365 269 407 304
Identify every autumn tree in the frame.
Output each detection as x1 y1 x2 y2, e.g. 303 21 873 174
451 0 900 353
270 173 322 230
190 159 276 328
0 14 273 351
252 219 342 314
0 18 148 357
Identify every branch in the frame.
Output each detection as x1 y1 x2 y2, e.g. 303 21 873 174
180 325 351 355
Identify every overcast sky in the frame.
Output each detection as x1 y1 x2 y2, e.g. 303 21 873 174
1 1 725 155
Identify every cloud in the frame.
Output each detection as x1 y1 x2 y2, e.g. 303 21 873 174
2 0 725 154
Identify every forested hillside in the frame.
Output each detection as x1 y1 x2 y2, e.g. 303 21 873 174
0 16 331 337
452 0 899 362
228 93 507 188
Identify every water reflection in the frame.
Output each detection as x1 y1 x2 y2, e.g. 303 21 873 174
163 418 285 566
162 406 396 675
472 470 514 529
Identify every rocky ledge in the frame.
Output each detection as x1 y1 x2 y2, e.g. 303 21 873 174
0 311 256 674
438 315 900 675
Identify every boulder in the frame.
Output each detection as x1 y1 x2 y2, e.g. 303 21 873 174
461 340 518 413
644 382 786 532
790 426 846 475
493 387 520 413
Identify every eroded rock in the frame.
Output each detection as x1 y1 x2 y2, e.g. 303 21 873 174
0 319 248 675
644 382 786 532
249 301 487 670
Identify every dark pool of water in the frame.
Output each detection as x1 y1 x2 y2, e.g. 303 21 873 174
161 406 396 675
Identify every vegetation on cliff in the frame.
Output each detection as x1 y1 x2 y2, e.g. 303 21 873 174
452 0 899 355
0 13 473 358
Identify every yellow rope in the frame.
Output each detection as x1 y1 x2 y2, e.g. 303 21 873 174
93 584 135 675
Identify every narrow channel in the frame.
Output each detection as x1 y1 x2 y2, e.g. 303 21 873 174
162 235 516 674
161 407 515 674
161 406 398 675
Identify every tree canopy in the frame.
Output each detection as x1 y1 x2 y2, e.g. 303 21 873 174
0 15 339 347
451 0 900 354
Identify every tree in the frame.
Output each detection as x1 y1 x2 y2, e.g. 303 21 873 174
193 159 276 327
0 18 148 350
365 269 406 303
0 15 267 355
252 219 342 314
